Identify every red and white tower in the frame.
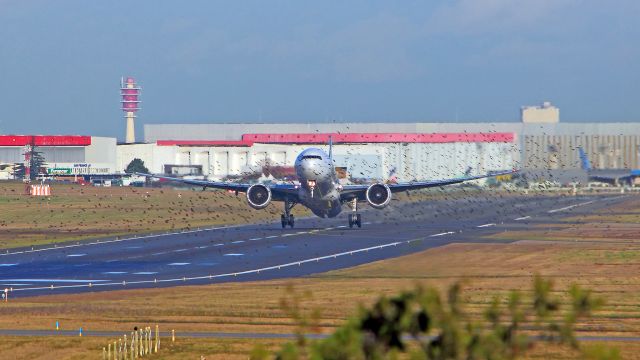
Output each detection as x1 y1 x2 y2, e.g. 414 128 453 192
120 77 141 143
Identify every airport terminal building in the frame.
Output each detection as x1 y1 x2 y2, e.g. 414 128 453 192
0 135 116 180
114 116 640 183
3 101 640 184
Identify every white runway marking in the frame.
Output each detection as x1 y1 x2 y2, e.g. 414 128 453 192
514 216 531 221
248 238 262 241
476 223 496 228
66 254 87 257
1 279 109 283
429 232 455 237
231 240 245 244
173 249 188 253
0 223 249 257
102 272 127 275
213 243 224 247
0 264 18 267
168 262 190 266
133 272 158 275
281 234 295 237
1 283 31 286
548 200 595 214
265 235 278 239
223 253 244 257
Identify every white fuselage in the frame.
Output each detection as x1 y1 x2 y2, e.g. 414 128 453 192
294 148 343 218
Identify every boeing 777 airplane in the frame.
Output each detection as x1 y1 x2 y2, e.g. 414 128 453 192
139 142 515 228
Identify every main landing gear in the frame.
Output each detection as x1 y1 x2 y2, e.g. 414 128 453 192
281 199 296 228
348 198 362 228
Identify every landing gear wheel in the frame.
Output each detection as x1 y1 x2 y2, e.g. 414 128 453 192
356 214 362 228
349 213 358 228
281 199 297 229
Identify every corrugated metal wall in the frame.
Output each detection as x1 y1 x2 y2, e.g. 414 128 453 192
523 135 640 170
0 147 85 163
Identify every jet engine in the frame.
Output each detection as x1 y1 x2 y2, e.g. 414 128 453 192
366 183 392 209
246 184 272 209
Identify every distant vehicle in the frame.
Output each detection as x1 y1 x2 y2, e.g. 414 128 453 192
140 139 516 228
579 147 638 186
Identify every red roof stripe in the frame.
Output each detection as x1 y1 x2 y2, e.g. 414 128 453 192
156 140 253 147
0 135 91 146
243 133 515 143
157 133 515 146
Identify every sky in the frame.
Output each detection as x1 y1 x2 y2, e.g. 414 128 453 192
0 0 639 140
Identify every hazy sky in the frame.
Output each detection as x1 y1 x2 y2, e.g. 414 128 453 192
0 1 638 140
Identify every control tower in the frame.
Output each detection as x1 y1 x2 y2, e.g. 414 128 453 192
120 77 141 143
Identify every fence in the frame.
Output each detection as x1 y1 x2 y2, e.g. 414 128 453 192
102 325 166 359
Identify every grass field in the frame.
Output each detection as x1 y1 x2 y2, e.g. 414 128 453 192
0 180 503 249
1 183 639 358
0 181 296 249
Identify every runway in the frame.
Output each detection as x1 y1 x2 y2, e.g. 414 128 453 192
0 192 628 298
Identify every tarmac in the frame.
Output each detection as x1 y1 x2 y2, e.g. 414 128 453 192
0 191 629 298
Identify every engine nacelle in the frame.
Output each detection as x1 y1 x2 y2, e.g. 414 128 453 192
366 183 392 209
246 184 272 209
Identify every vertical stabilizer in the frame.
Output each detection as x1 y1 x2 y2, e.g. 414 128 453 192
578 147 591 170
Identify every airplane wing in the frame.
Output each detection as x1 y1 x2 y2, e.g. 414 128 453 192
135 173 299 201
340 170 518 198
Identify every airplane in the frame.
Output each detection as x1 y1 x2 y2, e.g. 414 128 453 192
578 147 639 186
138 140 516 229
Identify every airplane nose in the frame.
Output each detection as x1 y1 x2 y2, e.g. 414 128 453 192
298 159 328 180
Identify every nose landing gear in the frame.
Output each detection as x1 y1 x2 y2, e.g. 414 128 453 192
348 198 362 228
348 213 362 228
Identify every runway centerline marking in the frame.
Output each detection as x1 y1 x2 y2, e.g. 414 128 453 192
548 200 595 214
168 262 190 266
223 253 244 257
429 232 455 237
248 238 262 241
476 223 496 228
0 264 18 267
514 216 531 221
67 254 87 257
231 240 245 244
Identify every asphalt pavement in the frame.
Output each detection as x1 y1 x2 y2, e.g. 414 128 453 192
0 192 629 298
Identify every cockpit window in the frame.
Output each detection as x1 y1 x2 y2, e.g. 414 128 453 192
301 155 322 160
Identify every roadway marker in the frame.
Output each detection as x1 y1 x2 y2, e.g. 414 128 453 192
476 223 496 228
